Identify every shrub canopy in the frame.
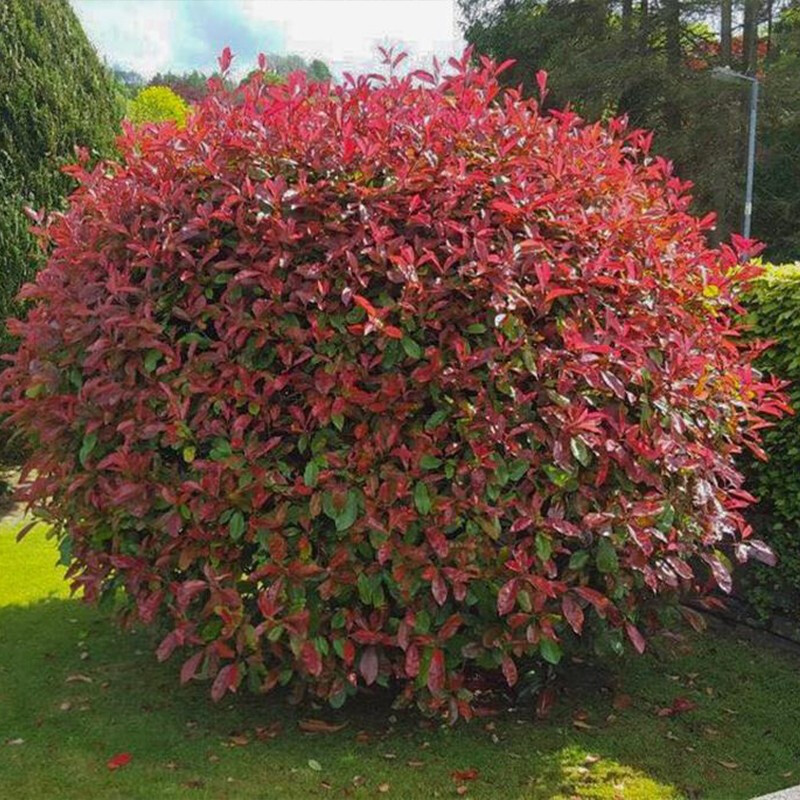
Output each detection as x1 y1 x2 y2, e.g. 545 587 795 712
0 51 787 718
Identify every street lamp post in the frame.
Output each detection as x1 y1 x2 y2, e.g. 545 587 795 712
711 66 759 239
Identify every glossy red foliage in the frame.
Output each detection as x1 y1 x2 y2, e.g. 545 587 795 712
0 49 787 718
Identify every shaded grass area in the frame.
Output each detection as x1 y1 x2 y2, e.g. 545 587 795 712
1 519 799 799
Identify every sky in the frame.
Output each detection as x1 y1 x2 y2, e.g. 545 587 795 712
70 0 466 80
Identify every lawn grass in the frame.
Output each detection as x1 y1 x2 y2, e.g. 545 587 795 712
1 516 799 799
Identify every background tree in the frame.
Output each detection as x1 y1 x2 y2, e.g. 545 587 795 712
0 0 122 355
755 4 800 258
148 70 210 103
459 0 798 255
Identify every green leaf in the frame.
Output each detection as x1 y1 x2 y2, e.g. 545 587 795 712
570 436 591 467
210 438 233 460
331 609 346 629
414 609 431 634
568 550 590 570
466 323 487 334
535 533 552 562
596 537 619 573
79 432 98 467
420 455 442 470
303 461 320 488
143 348 163 373
182 446 196 464
656 503 675 533
326 490 359 532
357 571 373 604
414 482 432 515
402 336 422 359
308 759 322 772
331 412 345 431
493 456 509 486
57 535 73 567
543 464 573 488
424 409 448 431
229 510 246 541
508 459 529 481
540 638 562 665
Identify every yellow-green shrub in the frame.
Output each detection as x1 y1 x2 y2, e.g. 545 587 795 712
127 85 189 126
742 263 800 618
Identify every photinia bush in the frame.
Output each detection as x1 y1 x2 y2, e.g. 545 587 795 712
0 48 788 719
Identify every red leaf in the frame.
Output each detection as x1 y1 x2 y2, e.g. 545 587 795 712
613 693 632 710
298 718 348 733
431 572 448 606
427 648 445 693
342 639 355 667
405 644 420 677
536 685 556 719
218 46 233 73
561 594 584 635
352 294 378 317
703 554 733 594
745 539 776 567
535 69 548 100
625 622 646 654
211 663 239 703
301 640 323 676
156 631 178 662
656 696 697 717
359 646 379 685
574 586 610 616
501 654 518 687
497 579 518 615
452 768 479 782
107 752 132 770
383 325 404 340
180 650 205 684
679 605 707 633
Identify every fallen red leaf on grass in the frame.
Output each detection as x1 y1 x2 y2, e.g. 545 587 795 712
298 719 348 734
656 696 697 717
107 752 132 770
613 693 632 710
452 768 479 782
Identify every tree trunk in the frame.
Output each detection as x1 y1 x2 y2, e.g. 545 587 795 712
622 0 633 34
742 0 760 74
639 0 649 54
766 0 774 58
664 0 681 70
721 0 732 66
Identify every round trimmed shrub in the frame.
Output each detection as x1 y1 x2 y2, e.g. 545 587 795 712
127 85 189 127
0 52 786 718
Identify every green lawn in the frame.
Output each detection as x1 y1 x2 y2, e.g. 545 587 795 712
1 516 798 800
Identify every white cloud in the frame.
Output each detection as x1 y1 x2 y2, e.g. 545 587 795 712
70 0 465 80
240 0 465 76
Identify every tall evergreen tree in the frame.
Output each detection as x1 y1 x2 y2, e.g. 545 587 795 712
0 0 122 352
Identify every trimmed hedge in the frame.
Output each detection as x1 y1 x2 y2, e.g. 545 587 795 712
742 263 800 619
0 0 121 355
